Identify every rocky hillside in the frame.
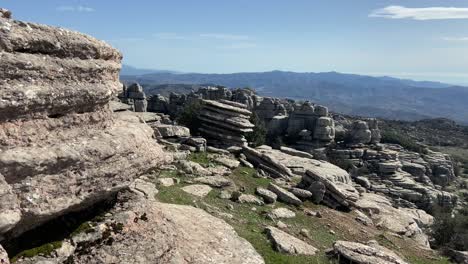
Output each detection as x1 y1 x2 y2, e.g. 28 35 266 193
1 8 467 264
120 71 468 124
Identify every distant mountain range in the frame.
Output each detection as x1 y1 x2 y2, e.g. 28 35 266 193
120 65 468 124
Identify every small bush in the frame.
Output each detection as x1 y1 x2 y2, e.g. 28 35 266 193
246 113 266 147
176 100 202 134
381 130 428 154
431 206 468 251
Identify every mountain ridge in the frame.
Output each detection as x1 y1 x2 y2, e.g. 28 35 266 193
120 67 468 124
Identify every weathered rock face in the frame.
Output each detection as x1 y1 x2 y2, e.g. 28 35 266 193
118 83 147 112
147 94 169 113
197 86 232 100
331 240 408 264
199 100 254 148
349 121 372 144
265 226 318 255
0 12 165 240
356 193 433 248
243 145 359 209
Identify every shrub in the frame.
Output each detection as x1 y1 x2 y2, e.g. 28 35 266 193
381 130 428 154
431 206 468 251
176 100 202 134
246 113 266 147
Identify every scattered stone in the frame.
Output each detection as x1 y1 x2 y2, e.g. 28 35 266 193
237 194 265 206
256 187 278 204
176 160 210 175
289 188 313 200
268 183 302 206
269 208 296 219
157 178 176 187
276 221 288 229
304 209 322 218
181 184 212 197
130 179 158 200
219 190 233 199
193 175 234 188
215 157 241 169
300 229 310 238
265 226 318 255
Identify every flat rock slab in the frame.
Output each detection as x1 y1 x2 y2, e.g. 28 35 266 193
182 184 212 197
256 187 277 204
62 195 265 264
215 157 241 169
269 208 296 219
237 194 264 205
193 176 233 188
268 183 302 206
157 178 176 187
265 226 318 255
333 240 408 264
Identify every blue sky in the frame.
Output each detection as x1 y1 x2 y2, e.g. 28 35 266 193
4 0 468 84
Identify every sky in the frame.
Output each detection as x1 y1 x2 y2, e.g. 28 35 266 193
3 0 468 85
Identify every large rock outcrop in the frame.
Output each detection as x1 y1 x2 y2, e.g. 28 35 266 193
61 192 265 264
0 11 165 240
199 99 254 147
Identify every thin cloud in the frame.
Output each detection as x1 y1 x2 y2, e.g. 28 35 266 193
370 5 468 20
218 42 257 49
443 36 468 41
200 33 249 40
153 33 189 40
56 5 95 12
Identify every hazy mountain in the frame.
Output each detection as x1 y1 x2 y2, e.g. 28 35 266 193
120 70 468 124
120 65 180 76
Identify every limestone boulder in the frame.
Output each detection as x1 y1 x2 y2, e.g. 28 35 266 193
0 12 166 240
332 240 408 264
57 192 265 264
265 226 318 255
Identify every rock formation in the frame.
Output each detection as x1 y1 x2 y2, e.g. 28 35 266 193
331 240 408 264
118 83 148 112
198 100 254 147
0 10 167 242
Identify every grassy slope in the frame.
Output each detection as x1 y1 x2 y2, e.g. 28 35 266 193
155 163 451 264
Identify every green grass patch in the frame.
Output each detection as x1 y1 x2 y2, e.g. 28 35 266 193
188 152 213 166
70 221 94 237
407 256 452 264
11 241 62 263
154 163 452 264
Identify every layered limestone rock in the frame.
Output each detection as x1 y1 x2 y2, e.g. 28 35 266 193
329 143 457 211
356 193 433 248
197 86 232 100
199 100 254 147
0 12 165 240
118 83 147 112
286 102 336 149
243 145 359 209
147 94 169 113
331 240 408 264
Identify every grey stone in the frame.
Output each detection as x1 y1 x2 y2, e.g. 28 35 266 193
268 183 302 206
265 226 318 255
181 184 212 197
237 194 264 205
256 187 277 203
